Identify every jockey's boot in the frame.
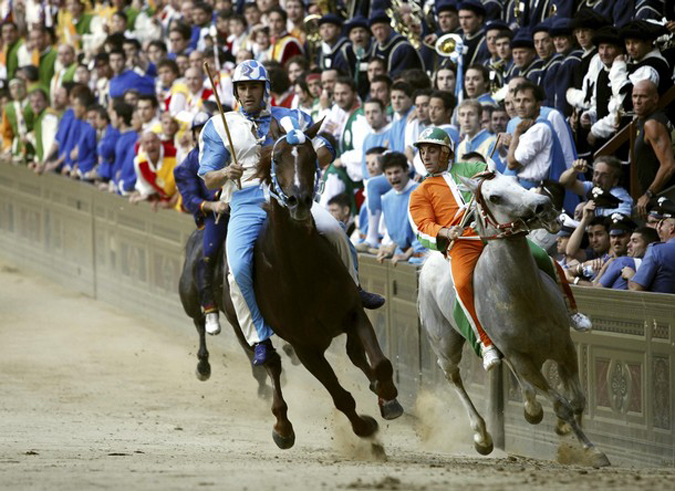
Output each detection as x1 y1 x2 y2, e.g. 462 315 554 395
358 286 386 310
205 312 221 335
253 339 274 366
482 345 501 372
570 312 592 332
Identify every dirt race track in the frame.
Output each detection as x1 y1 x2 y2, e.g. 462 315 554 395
1 263 674 491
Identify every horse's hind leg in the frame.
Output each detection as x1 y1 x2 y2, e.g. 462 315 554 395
352 311 403 420
511 356 610 467
436 329 493 455
264 350 295 449
193 317 211 381
505 360 543 425
294 345 379 438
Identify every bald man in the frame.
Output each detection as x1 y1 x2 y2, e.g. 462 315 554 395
50 44 77 96
130 131 180 208
633 80 675 218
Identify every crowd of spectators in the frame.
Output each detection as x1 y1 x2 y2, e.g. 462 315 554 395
1 0 674 294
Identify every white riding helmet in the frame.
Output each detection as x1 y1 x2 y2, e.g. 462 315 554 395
232 60 271 112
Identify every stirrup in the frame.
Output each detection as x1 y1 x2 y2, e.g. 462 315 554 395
482 346 501 372
570 312 592 332
205 312 221 335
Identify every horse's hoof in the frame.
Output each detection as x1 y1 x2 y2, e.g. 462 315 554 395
281 343 301 366
257 384 273 400
474 440 494 455
587 448 611 468
354 415 379 438
272 429 295 450
524 407 544 425
195 361 211 381
555 419 571 436
379 398 404 420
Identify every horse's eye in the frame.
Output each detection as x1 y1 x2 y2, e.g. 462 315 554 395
489 195 502 204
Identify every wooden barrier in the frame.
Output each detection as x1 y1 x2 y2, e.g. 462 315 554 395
1 163 673 467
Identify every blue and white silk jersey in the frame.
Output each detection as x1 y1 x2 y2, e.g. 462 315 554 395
381 180 425 257
198 106 314 203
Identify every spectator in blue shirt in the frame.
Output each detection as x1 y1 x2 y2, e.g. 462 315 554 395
597 226 659 290
625 199 675 294
109 100 140 195
559 155 633 217
375 152 426 265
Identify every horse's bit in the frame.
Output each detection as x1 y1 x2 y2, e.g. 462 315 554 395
473 171 531 241
269 132 323 208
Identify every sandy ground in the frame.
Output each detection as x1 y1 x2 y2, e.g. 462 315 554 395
1 263 674 491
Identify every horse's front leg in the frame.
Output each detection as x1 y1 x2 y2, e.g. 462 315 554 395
294 345 378 438
264 350 295 449
193 317 211 381
352 310 403 420
436 328 493 455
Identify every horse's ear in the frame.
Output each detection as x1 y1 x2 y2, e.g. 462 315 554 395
458 175 480 195
305 118 324 140
270 118 286 141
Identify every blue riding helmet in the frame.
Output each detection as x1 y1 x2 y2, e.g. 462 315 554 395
232 60 271 112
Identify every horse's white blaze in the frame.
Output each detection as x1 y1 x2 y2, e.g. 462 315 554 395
291 146 301 188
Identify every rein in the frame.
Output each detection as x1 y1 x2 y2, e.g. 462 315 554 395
268 132 323 208
472 171 531 241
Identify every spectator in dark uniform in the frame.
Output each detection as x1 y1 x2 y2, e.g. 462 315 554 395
317 14 348 71
550 17 581 117
458 0 490 67
333 16 373 102
369 10 423 79
421 1 461 72
632 80 675 218
509 30 543 84
532 18 562 108
483 20 511 90
570 9 608 90
576 0 634 30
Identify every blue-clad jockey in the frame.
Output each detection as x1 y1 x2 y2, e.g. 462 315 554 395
198 60 384 366
174 111 229 336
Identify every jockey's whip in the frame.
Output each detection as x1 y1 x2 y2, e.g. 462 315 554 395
203 61 242 192
203 62 241 224
447 134 502 252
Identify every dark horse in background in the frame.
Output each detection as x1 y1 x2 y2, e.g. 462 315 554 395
178 228 271 397
179 120 402 449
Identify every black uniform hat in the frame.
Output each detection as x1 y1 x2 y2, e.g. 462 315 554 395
458 0 487 17
651 197 675 219
511 29 534 49
570 9 610 31
619 20 669 42
369 10 390 27
436 0 458 14
345 15 368 33
592 26 622 47
587 186 623 209
319 13 344 27
608 213 637 236
485 20 510 33
549 17 573 38
532 17 555 35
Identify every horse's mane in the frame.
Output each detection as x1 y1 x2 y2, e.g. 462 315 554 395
255 145 274 187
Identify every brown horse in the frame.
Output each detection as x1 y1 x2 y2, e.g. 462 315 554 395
217 120 402 449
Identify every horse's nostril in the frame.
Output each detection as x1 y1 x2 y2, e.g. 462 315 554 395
287 195 298 206
534 204 545 215
303 196 312 207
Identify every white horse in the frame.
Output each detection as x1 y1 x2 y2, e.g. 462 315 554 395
418 171 610 467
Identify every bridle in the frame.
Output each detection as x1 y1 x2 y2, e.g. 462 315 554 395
268 133 323 208
472 171 532 241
